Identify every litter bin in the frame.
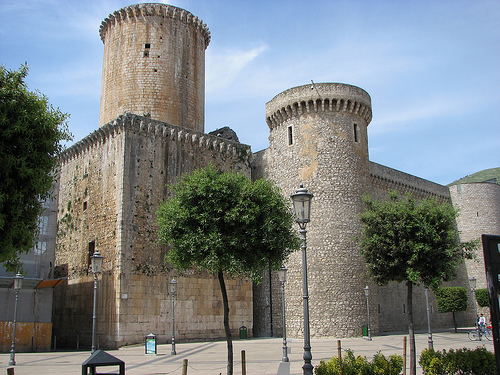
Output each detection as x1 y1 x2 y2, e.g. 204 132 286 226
362 325 368 337
239 326 247 339
145 333 157 354
82 350 125 375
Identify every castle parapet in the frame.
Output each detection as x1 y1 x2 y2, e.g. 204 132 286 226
99 3 211 48
265 83 372 129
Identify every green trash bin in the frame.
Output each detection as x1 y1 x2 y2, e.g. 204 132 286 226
362 325 368 337
239 326 247 339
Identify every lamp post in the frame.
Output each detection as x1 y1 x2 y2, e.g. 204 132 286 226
425 288 433 349
364 286 372 341
9 273 24 366
470 277 478 331
290 184 314 375
91 250 104 353
278 266 289 362
170 278 177 355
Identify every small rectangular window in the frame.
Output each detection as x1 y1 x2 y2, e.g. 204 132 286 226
288 126 293 145
88 240 95 268
145 43 151 49
354 123 359 142
83 201 87 211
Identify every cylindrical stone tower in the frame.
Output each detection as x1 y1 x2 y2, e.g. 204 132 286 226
98 3 210 131
265 83 375 338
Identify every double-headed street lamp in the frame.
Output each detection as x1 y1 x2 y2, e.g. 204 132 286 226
91 250 104 353
278 266 289 362
364 286 372 341
290 184 314 375
170 278 177 355
9 273 24 366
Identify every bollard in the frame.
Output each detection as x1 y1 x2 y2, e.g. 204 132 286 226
241 350 246 375
337 339 342 375
7 368 15 375
403 336 407 375
182 358 188 375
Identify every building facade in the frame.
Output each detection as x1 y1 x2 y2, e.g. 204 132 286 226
48 2 500 350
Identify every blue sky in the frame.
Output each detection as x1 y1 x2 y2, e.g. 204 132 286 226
1 0 499 185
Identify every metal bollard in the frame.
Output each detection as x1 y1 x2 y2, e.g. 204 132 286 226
241 350 246 375
337 340 342 375
181 358 188 375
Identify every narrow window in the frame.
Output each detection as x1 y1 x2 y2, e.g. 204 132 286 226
378 304 381 314
354 123 359 142
288 126 293 145
88 240 95 268
83 201 87 211
403 304 406 314
144 43 151 57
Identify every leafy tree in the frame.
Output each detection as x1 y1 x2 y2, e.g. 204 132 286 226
0 64 71 271
360 191 474 375
157 165 299 375
476 288 489 308
435 287 468 332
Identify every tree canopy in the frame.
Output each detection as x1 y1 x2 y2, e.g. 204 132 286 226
360 191 464 290
157 165 299 375
157 165 298 280
435 286 468 332
0 65 72 270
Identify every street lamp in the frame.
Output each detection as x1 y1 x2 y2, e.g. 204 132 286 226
278 266 289 362
170 278 177 355
470 277 478 330
425 288 433 349
290 184 314 375
364 286 372 341
9 273 24 366
91 250 104 353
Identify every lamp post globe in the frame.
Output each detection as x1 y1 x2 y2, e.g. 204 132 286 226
9 273 24 366
290 184 314 375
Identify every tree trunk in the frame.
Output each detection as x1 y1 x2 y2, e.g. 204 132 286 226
407 280 416 375
218 270 233 375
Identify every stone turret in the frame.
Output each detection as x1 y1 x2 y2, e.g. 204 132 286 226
98 3 210 131
264 82 375 337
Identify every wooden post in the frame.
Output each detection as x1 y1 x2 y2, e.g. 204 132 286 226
181 359 188 375
241 349 246 375
403 336 407 375
7 368 15 375
337 339 342 375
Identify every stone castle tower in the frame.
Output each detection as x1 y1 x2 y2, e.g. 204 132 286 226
98 3 209 131
51 2 495 350
254 83 374 337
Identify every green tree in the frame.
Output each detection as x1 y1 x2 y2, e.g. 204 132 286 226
0 65 72 270
476 288 489 308
360 191 473 375
435 287 468 332
157 165 299 375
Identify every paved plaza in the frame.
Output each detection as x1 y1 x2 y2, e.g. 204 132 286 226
1 328 494 375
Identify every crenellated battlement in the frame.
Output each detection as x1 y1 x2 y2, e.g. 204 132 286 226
265 82 372 130
60 113 250 164
99 3 211 48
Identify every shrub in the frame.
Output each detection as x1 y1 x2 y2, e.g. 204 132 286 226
475 288 489 308
419 347 496 375
314 349 403 375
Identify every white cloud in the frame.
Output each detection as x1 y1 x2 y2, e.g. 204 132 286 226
206 44 270 93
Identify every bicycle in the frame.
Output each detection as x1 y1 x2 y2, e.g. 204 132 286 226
468 325 492 341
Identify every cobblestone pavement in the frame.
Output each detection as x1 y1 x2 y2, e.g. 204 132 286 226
0 328 494 375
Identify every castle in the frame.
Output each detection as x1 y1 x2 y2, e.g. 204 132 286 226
49 3 500 349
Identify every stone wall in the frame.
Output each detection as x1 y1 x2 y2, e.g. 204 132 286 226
53 113 253 348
